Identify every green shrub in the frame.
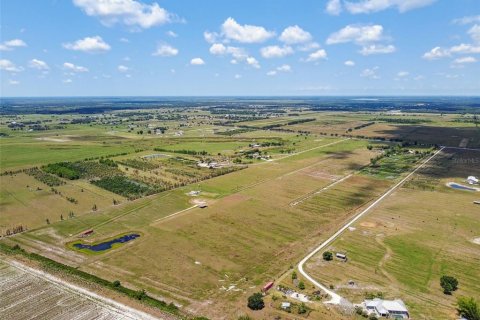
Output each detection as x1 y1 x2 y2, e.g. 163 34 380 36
440 275 458 294
247 293 264 310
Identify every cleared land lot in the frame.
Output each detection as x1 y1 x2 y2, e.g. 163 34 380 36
304 148 480 319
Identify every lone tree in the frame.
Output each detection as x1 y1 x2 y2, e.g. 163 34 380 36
291 271 297 280
298 281 305 290
457 296 480 320
247 293 264 310
323 251 333 261
440 275 458 294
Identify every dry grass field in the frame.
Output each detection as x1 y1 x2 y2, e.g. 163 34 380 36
303 148 480 319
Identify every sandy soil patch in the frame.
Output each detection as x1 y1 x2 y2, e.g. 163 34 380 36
190 198 209 205
35 136 74 142
360 221 380 228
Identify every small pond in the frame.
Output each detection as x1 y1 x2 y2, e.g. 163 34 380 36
73 233 140 252
448 183 478 192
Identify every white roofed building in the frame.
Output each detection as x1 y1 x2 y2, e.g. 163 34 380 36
363 298 409 319
467 176 479 185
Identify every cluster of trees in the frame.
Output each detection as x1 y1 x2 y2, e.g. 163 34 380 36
43 162 81 180
92 176 152 199
24 167 65 186
3 225 26 236
260 118 316 130
66 196 78 204
154 147 210 156
99 158 117 167
84 152 130 161
43 160 123 180
374 117 431 124
347 122 375 132
216 128 256 136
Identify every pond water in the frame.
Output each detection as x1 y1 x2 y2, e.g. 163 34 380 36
448 183 477 191
74 233 140 252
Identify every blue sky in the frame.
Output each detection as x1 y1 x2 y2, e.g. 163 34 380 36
1 0 479 96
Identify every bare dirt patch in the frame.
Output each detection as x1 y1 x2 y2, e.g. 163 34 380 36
360 221 380 228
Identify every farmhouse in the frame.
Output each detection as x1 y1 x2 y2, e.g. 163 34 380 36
363 298 409 319
467 176 479 185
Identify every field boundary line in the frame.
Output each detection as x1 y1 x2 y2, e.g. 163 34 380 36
297 147 445 304
152 205 198 224
290 174 353 207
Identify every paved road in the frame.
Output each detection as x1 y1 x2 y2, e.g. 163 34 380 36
297 147 445 304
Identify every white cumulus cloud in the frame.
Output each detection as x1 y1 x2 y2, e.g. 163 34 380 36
267 64 292 76
209 43 227 55
360 66 380 79
63 36 111 53
452 15 480 25
0 59 23 72
468 24 480 43
326 0 342 15
344 0 436 14
152 44 178 56
209 44 260 68
0 39 27 51
422 46 450 59
260 45 294 58
8 79 20 85
118 65 129 72
246 56 260 69
279 25 312 44
344 60 355 66
423 43 480 60
221 17 274 43
453 56 477 64
73 0 178 29
190 57 205 65
327 24 384 45
28 59 49 70
360 44 396 55
306 49 328 62
63 62 89 72
166 30 178 37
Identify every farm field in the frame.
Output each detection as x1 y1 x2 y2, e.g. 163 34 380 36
0 260 161 320
1 103 480 320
